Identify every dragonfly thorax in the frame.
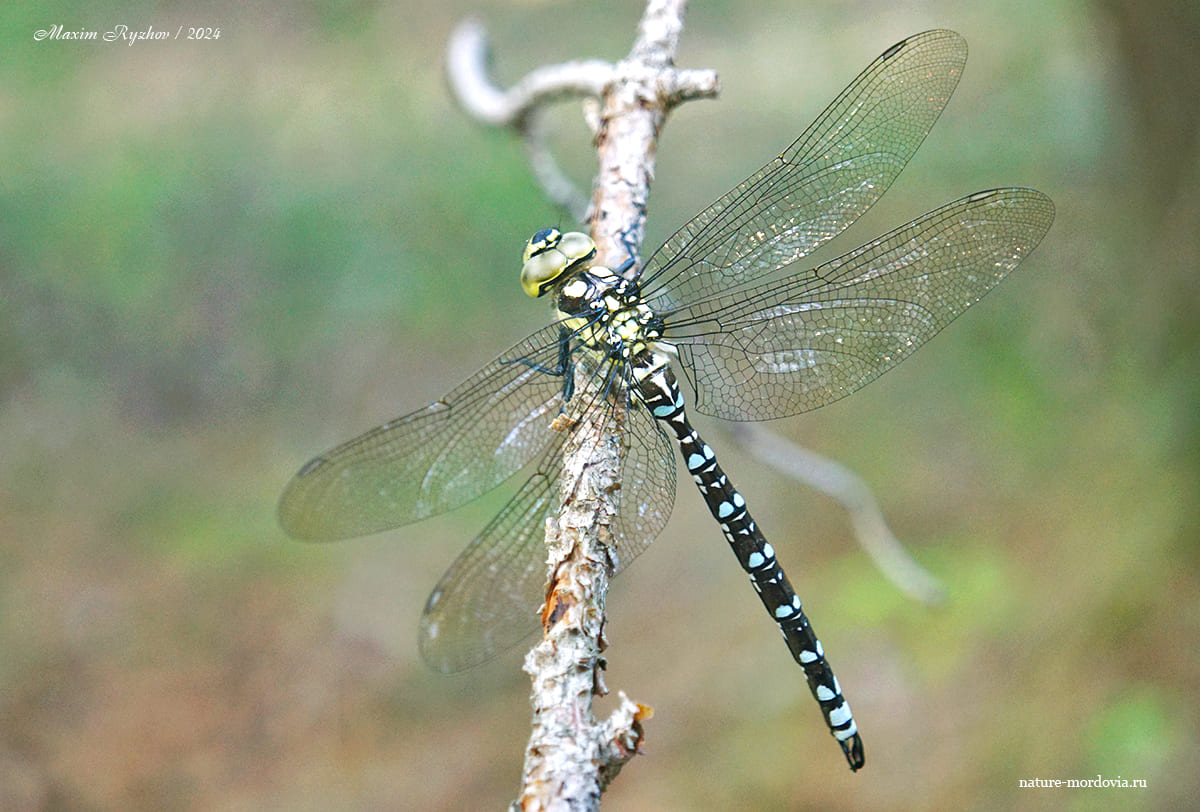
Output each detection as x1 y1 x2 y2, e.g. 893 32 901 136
557 265 663 362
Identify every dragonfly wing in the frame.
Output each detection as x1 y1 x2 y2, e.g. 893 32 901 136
611 399 677 572
418 383 679 671
641 30 967 308
418 442 563 673
665 188 1055 420
279 322 571 540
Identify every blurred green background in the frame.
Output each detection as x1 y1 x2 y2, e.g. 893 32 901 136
2 0 1197 809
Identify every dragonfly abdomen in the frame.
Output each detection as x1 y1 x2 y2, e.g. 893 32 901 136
632 350 865 771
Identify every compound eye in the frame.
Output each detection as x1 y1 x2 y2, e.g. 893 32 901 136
556 232 597 264
521 248 568 297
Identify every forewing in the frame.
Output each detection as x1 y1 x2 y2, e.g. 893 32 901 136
641 30 967 309
664 189 1055 420
278 322 569 540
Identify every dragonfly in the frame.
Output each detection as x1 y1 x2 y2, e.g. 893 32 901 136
278 29 1054 771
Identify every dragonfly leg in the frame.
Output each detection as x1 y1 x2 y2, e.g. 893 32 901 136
500 325 576 403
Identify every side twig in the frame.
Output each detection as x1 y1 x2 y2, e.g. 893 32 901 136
728 423 945 606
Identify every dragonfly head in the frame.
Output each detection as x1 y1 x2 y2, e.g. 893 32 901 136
521 228 597 297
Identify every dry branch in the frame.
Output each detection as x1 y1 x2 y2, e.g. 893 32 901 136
448 2 714 809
